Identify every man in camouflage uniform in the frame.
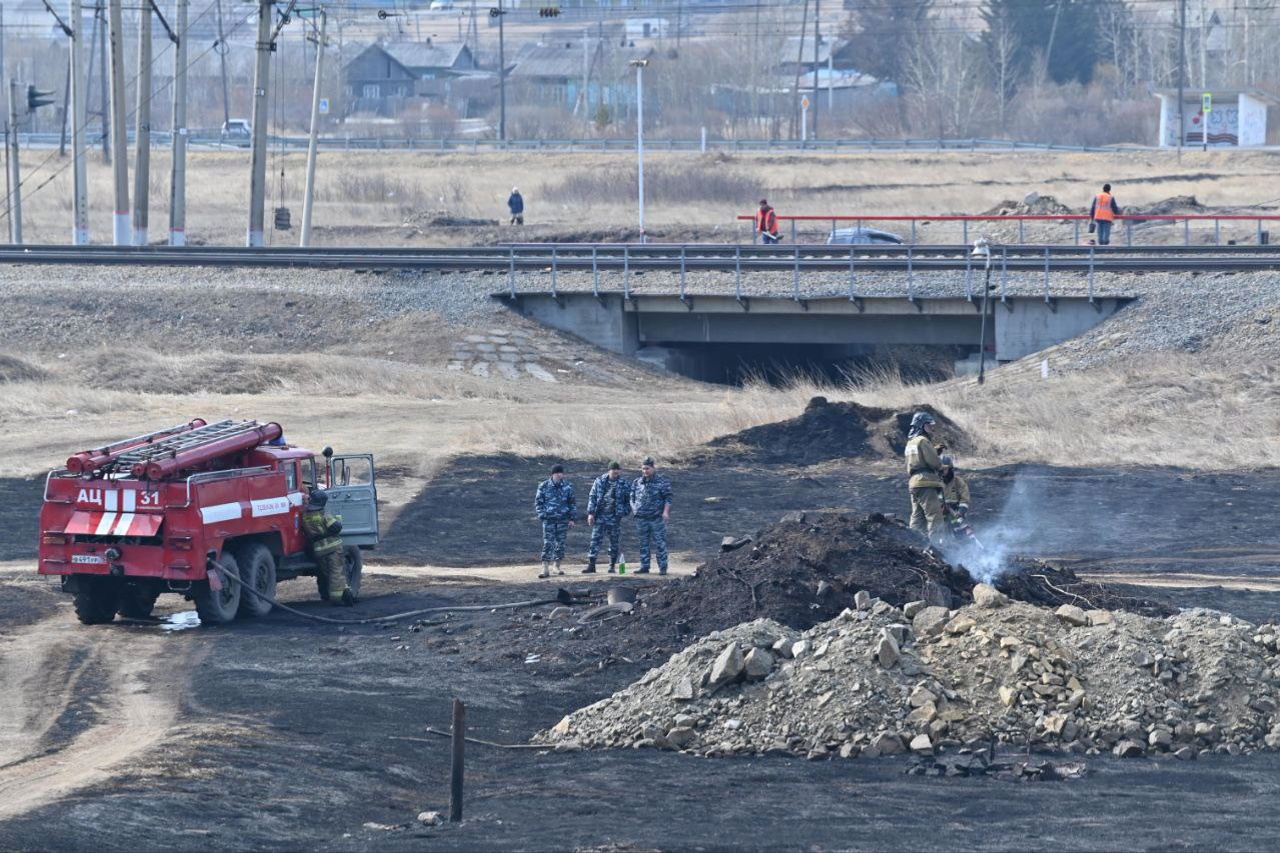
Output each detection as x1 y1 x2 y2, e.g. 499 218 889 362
534 464 576 578
630 457 673 575
905 412 947 547
583 461 630 574
301 489 354 606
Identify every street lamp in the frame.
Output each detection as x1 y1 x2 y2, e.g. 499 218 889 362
630 58 649 243
971 238 993 385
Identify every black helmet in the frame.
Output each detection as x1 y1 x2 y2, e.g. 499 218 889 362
307 489 328 509
940 455 954 468
910 412 936 430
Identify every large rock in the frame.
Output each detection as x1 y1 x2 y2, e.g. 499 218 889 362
906 701 938 725
1055 604 1089 627
708 642 745 687
743 648 775 680
972 583 1008 608
909 734 934 755
876 633 900 668
870 732 905 756
1113 740 1145 758
944 615 977 635
854 590 872 611
670 677 695 701
912 606 951 637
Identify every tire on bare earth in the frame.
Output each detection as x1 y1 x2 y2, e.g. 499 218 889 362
117 582 161 619
194 551 242 625
235 543 277 618
73 576 121 625
316 545 363 602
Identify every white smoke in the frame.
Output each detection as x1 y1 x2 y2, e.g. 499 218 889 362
944 470 1049 585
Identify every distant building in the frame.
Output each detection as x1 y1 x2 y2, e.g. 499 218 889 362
509 41 654 117
1154 89 1277 147
343 40 488 116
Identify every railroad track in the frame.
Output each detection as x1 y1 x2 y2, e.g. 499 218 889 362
3 243 1280 273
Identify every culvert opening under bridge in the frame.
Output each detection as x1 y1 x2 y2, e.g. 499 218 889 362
634 342 972 386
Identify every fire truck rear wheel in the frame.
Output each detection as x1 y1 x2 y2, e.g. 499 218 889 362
235 543 277 618
194 552 242 625
316 545 363 602
72 576 121 625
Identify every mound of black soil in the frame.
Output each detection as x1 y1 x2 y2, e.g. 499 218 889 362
614 511 1172 644
694 398 972 466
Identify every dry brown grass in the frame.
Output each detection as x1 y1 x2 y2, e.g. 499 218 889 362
15 148 1280 245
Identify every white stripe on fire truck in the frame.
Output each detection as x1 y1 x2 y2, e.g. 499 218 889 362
123 490 136 512
104 490 119 512
94 513 118 535
112 513 136 536
200 502 243 525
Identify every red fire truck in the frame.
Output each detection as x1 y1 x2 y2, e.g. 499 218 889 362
37 419 379 625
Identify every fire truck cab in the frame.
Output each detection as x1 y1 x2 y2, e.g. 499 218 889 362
37 419 380 625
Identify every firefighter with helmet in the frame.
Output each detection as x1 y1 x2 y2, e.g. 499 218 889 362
939 454 971 533
905 411 947 546
302 489 355 606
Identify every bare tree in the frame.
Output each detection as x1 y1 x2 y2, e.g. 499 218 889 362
986 16 1019 136
902 24 988 140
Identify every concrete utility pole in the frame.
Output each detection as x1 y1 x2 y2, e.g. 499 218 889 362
169 0 189 246
133 2 153 246
497 0 506 142
107 0 130 245
97 5 110 163
300 9 326 248
811 0 819 141
70 0 90 244
215 0 231 127
1177 0 1186 158
631 59 647 243
7 80 22 244
246 0 274 247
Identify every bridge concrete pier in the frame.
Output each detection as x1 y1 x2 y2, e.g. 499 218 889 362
498 291 1127 381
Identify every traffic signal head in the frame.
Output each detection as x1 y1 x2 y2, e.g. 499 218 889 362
26 85 56 112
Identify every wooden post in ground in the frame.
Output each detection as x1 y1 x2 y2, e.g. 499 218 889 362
449 699 465 822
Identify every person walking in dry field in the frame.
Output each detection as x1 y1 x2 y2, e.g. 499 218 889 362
905 412 947 546
583 461 631 574
630 457 673 575
1089 183 1120 246
508 187 525 226
535 464 576 578
756 199 780 244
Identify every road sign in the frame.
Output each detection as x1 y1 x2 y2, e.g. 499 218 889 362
318 98 329 115
801 96 810 110
1202 92 1212 114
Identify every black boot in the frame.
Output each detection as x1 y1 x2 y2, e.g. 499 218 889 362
581 557 597 574
637 567 650 575
607 561 616 574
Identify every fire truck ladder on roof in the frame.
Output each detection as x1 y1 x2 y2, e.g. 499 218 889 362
104 420 264 470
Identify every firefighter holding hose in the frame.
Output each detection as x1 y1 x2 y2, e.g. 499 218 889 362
905 412 947 547
302 490 355 606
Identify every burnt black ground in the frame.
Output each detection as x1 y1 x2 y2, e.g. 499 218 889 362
5 463 1280 851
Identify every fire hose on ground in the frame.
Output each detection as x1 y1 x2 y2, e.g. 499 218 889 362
211 562 577 626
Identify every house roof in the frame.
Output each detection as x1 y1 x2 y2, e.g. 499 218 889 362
510 41 653 81
777 36 847 67
382 40 471 70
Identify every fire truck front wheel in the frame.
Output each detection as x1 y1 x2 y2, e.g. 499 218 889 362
72 576 121 625
235 543 277 618
194 552 242 625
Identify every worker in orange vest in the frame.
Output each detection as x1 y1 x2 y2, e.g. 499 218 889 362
1089 183 1121 246
756 199 780 244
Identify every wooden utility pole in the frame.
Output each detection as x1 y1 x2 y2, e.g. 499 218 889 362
300 9 326 247
133 1 153 246
71 0 90 244
246 0 274 247
169 0 189 245
497 0 506 142
107 0 130 245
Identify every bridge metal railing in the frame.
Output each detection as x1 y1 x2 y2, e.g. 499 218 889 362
738 214 1280 248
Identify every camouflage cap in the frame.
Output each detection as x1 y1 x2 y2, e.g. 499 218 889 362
642 456 655 467
608 461 621 470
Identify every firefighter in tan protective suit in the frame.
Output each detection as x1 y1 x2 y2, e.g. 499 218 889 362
905 412 947 546
301 489 355 606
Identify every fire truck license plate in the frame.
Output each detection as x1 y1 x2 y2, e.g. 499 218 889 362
71 555 106 564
